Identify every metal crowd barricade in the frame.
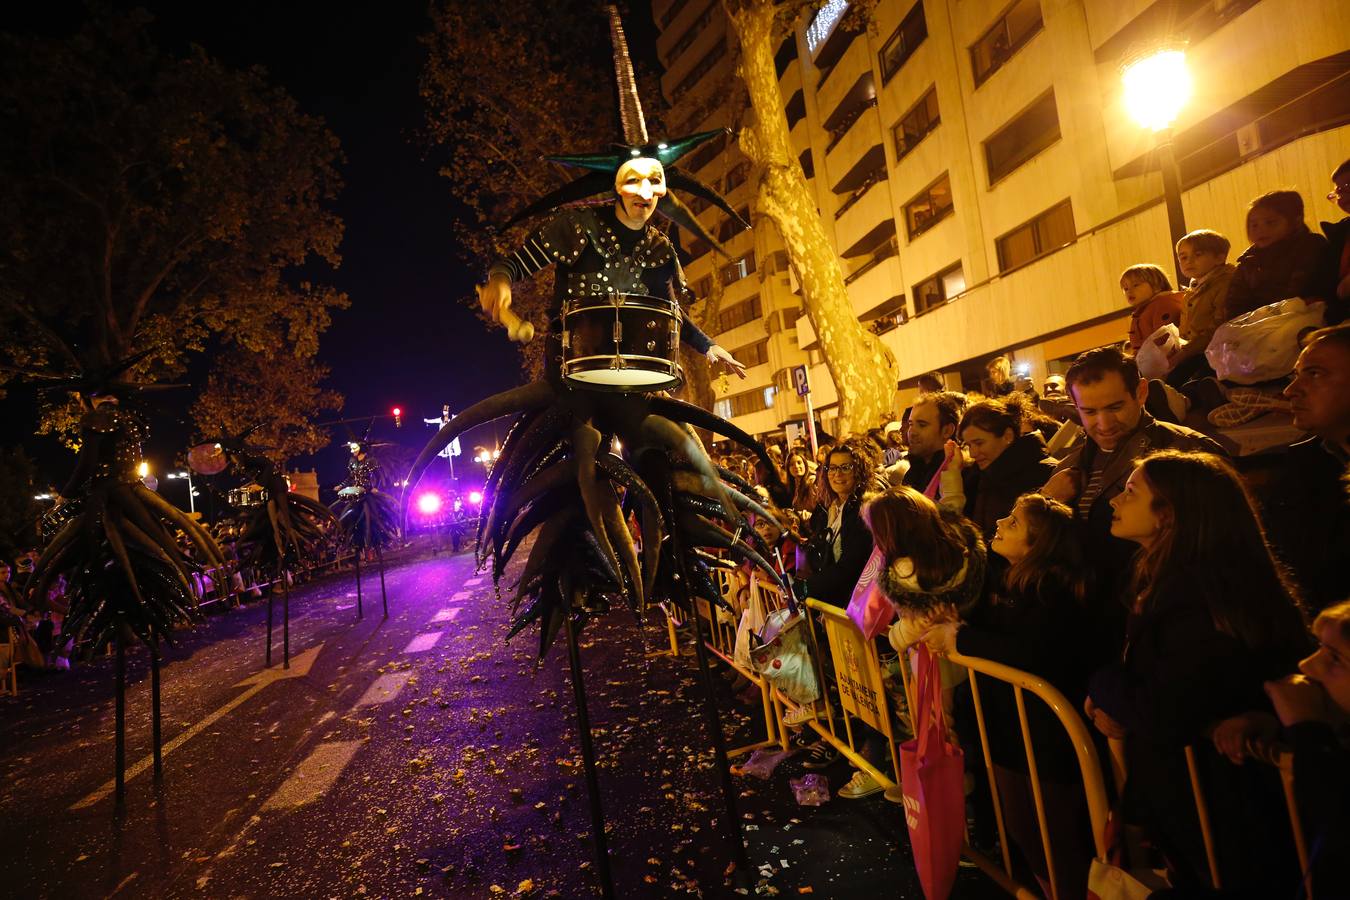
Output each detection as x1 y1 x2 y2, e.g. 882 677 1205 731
897 649 1112 900
2 626 19 695
1108 737 1312 896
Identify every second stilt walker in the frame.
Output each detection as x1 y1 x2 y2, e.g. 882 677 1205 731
334 437 399 618
406 8 788 895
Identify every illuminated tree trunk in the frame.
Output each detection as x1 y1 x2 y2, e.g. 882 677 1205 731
727 0 896 435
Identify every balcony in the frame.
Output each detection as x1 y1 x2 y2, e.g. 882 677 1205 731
818 35 870 125
834 176 892 256
845 254 902 320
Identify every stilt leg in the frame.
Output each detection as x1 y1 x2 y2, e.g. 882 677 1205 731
282 569 291 669
376 545 388 618
151 646 163 781
355 551 363 621
265 591 274 668
114 626 126 807
564 610 615 900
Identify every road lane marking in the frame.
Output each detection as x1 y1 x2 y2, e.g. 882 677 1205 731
353 671 412 707
429 608 461 624
71 644 324 809
465 578 483 587
450 591 471 602
261 741 362 810
402 631 444 654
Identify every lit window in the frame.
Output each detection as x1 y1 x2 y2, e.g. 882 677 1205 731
893 87 940 161
995 200 1075 272
911 262 964 316
971 0 1043 87
903 173 954 240
879 2 928 83
985 90 1059 185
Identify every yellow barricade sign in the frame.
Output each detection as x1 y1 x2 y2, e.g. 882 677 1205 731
819 608 891 738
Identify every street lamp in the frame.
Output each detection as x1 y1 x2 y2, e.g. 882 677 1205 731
1123 46 1192 287
166 470 197 515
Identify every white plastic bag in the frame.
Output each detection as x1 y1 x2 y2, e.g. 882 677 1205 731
1135 323 1180 379
1206 298 1325 384
749 608 819 706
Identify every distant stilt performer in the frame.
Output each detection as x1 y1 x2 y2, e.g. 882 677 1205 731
334 435 399 618
192 429 339 666
24 361 224 806
406 8 785 894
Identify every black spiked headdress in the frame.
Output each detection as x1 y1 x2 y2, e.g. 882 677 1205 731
508 6 750 254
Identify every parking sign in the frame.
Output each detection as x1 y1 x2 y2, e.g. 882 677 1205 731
792 365 810 397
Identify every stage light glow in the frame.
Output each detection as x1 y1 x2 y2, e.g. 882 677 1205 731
416 492 442 515
468 490 483 505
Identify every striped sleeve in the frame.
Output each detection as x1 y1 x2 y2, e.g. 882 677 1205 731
488 229 552 283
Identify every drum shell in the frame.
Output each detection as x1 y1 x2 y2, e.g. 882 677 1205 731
560 293 684 392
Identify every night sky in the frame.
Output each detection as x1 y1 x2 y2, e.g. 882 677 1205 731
3 1 654 499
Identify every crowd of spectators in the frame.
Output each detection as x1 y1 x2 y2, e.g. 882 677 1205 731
711 162 1350 896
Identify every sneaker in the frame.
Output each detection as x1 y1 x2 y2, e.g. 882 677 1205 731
782 704 817 728
883 784 904 804
800 741 841 770
837 769 883 799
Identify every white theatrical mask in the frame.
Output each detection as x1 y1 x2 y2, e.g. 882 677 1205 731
613 156 667 230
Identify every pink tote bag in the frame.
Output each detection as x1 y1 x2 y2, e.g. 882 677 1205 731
845 544 894 640
900 645 966 900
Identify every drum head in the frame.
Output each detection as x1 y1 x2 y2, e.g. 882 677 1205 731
188 443 229 475
564 367 682 392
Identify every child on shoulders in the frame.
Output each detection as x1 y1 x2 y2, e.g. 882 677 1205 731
1222 189 1328 321
1121 263 1184 355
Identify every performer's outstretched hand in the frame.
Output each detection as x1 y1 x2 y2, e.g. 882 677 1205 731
706 344 747 379
476 275 534 343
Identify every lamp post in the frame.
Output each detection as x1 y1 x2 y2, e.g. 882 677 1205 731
166 471 196 515
1123 47 1193 288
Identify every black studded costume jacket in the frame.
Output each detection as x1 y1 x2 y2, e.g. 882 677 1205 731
488 205 715 355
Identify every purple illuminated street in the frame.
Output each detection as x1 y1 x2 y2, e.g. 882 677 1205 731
0 545 1000 898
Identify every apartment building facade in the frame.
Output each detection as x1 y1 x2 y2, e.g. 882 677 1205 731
654 0 1350 438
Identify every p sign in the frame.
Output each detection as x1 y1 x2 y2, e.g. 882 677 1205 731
792 365 811 397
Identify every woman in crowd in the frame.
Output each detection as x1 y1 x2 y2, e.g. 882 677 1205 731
923 494 1100 898
945 399 1058 541
784 450 817 516
799 439 873 609
1085 450 1309 891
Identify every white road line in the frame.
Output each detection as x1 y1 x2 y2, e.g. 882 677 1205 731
353 671 412 707
261 741 362 810
449 591 471 602
402 631 444 654
429 608 461 624
464 578 483 587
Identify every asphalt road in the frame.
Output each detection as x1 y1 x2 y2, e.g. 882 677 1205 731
0 546 1004 899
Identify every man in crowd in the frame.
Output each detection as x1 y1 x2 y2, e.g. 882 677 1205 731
1260 324 1350 612
1043 346 1222 585
903 391 966 494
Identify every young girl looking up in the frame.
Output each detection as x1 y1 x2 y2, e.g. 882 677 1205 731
923 494 1101 899
1223 189 1329 320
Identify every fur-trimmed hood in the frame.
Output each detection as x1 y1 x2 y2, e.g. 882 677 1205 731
878 510 987 617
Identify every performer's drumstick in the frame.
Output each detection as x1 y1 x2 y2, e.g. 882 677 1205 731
475 283 535 343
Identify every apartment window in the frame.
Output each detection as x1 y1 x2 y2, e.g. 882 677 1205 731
799 149 814 180
717 295 763 332
775 36 798 77
713 386 774 419
692 276 713 298
996 199 1075 272
879 2 928 84
733 338 770 368
666 4 716 61
903 173 954 239
912 262 966 316
721 251 756 285
892 87 940 161
985 90 1059 185
683 131 727 173
724 161 751 193
716 206 750 243
686 237 711 261
971 0 1043 87
674 37 726 96
785 90 806 129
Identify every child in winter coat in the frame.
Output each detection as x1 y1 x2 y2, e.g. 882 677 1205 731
1222 189 1328 321
1167 229 1236 384
1121 264 1184 354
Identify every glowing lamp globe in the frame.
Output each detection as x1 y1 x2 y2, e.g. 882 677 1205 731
416 492 442 515
468 490 484 505
1122 49 1191 132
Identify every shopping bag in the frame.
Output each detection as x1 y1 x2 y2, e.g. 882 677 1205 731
846 544 894 640
1205 298 1325 384
733 608 759 670
899 644 965 900
1136 323 1180 379
749 607 819 706
1086 811 1170 900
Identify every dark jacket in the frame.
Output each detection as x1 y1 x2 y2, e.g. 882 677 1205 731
1288 720 1350 899
902 449 944 494
1255 437 1350 613
1222 228 1329 321
877 509 987 621
1088 568 1308 890
1054 413 1223 590
1319 215 1350 324
803 496 871 606
961 433 1058 540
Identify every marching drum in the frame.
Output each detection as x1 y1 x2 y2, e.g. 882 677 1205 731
560 292 683 392
227 486 268 508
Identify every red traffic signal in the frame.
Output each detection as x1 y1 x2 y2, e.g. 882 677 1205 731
392 406 403 427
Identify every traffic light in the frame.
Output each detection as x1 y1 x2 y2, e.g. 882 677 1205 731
392 406 403 428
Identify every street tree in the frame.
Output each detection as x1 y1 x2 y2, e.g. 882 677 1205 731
192 349 344 467
0 448 42 558
719 0 896 434
0 10 348 432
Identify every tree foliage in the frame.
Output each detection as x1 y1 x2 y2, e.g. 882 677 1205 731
192 349 344 467
0 447 42 557
0 10 348 409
